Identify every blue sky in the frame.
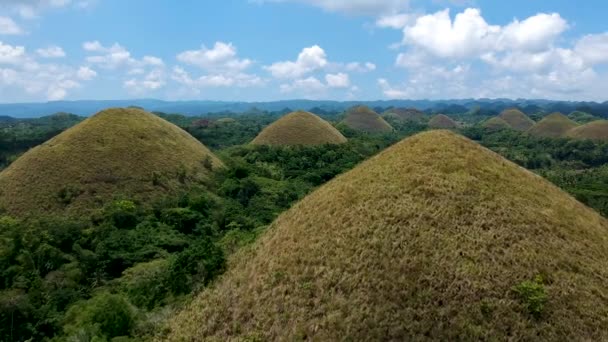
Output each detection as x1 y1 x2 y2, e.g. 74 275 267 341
0 0 607 102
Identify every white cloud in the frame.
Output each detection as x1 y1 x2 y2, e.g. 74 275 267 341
0 16 23 35
76 66 96 80
325 72 350 88
124 69 165 94
1 0 93 19
280 76 327 96
142 55 164 66
401 8 568 58
344 61 376 72
575 33 608 65
255 0 409 16
83 40 103 51
376 13 415 29
171 66 264 89
84 42 135 69
36 45 66 58
0 41 26 64
265 45 327 79
177 42 251 72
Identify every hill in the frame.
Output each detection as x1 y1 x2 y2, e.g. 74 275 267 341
481 116 511 131
163 130 608 341
527 113 578 138
566 120 608 141
0 108 222 216
498 108 535 131
340 105 393 133
251 111 347 146
428 114 457 129
569 111 600 124
382 107 425 122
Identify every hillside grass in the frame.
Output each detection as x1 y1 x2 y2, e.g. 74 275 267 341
428 114 457 129
0 108 223 216
567 120 608 141
382 107 425 122
481 116 511 131
251 111 347 146
340 105 393 133
163 130 608 341
499 108 535 131
527 113 579 138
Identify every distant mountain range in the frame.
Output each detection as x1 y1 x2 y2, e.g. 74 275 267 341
0 99 607 118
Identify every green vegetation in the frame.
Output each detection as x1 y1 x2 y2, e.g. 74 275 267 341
382 107 426 123
164 131 608 341
498 108 535 131
481 116 511 131
339 105 393 133
0 108 222 216
428 114 457 129
251 111 347 146
527 113 578 138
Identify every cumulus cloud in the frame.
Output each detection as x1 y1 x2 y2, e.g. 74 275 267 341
171 66 264 89
279 76 327 96
325 72 350 88
0 16 23 35
177 42 252 72
0 41 26 64
265 45 327 79
575 33 608 65
124 69 165 94
36 45 66 58
76 66 96 80
401 8 567 58
344 61 376 72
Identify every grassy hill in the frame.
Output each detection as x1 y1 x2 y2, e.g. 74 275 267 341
527 112 578 138
0 107 222 216
567 120 608 141
498 108 535 131
251 111 347 146
383 107 425 122
163 130 608 341
340 105 393 133
569 111 600 124
481 116 511 131
428 114 457 129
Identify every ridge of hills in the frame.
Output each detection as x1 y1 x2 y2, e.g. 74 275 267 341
527 113 579 138
163 130 608 341
340 105 393 133
251 111 347 146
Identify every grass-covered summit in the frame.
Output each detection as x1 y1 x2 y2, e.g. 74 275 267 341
498 108 535 131
527 112 579 138
428 114 457 129
251 110 347 146
382 107 425 122
567 120 608 141
481 116 511 131
0 107 222 216
163 130 608 341
340 105 393 133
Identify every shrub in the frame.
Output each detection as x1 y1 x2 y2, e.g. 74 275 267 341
513 275 548 318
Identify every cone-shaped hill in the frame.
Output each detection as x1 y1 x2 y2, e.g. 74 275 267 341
481 116 511 131
383 107 425 122
567 120 608 141
527 113 578 138
340 105 393 133
0 108 223 216
428 114 457 129
498 108 535 131
163 130 608 341
251 111 347 146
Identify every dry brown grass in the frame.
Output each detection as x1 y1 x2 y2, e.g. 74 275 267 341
527 113 579 138
251 111 347 146
162 130 608 341
567 120 608 141
428 114 457 129
0 108 222 216
498 108 535 131
383 107 425 122
481 116 511 131
340 105 393 133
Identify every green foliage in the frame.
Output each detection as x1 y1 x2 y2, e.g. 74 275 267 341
167 238 225 294
513 276 548 318
115 259 170 310
62 292 137 340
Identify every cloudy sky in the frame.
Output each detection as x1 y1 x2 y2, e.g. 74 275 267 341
0 0 607 102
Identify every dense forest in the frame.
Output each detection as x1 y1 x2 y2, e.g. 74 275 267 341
0 108 607 341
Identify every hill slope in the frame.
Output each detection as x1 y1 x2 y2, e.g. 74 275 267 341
163 130 608 341
382 107 425 122
567 120 608 141
251 111 347 146
428 114 457 129
527 113 578 138
481 116 511 130
498 108 535 131
0 108 222 216
340 105 393 133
